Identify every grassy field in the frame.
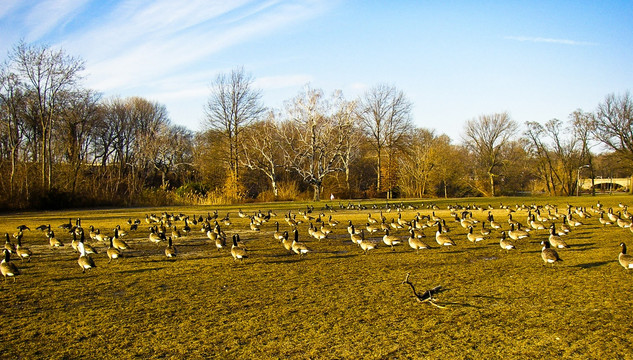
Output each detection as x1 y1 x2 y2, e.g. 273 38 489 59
1 195 633 359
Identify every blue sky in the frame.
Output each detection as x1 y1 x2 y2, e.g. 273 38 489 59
1 0 631 141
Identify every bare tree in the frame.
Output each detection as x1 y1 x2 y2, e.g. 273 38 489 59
0 66 26 197
10 41 84 190
571 109 596 195
359 84 412 197
398 128 438 197
281 86 345 201
241 112 284 197
205 67 265 196
463 112 518 196
593 92 633 163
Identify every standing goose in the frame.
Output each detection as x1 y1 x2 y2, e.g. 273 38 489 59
598 213 612 226
382 229 402 251
350 227 364 245
1 249 20 282
273 222 285 241
480 222 491 237
435 221 455 246
4 233 16 254
112 229 131 251
499 231 516 252
408 229 430 253
165 237 177 258
106 236 121 263
618 243 633 269
488 214 501 230
358 235 377 255
466 226 485 243
508 223 529 241
281 231 293 252
15 235 32 262
77 238 96 273
48 231 64 248
149 227 163 244
231 234 248 261
541 240 562 266
548 224 569 249
291 229 310 256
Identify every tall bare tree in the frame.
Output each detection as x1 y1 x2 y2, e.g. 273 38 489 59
205 67 265 196
463 112 518 196
593 92 633 164
359 84 412 197
241 112 284 197
10 41 84 190
281 87 344 201
0 66 26 197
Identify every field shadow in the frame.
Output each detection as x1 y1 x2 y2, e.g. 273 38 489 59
574 261 612 269
116 266 167 274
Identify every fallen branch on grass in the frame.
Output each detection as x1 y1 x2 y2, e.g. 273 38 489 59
401 273 446 309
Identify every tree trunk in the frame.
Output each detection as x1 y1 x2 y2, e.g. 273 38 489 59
271 178 278 197
489 172 495 197
376 146 382 192
313 182 321 201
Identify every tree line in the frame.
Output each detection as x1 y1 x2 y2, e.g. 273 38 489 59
1 42 632 209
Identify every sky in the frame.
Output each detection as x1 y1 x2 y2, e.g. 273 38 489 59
1 0 632 141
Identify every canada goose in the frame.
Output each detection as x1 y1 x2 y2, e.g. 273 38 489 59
350 226 364 245
616 213 631 228
382 229 402 251
559 216 572 234
77 239 96 273
35 224 48 232
238 209 247 218
88 225 98 240
541 240 562 266
327 215 339 227
480 222 491 237
508 223 529 241
4 234 16 254
320 223 333 236
281 231 293 252
435 221 455 246
59 218 73 230
488 213 502 230
182 218 191 235
73 232 97 255
12 229 24 242
390 218 403 230
93 229 109 242
273 222 285 241
231 234 248 261
106 237 121 263
172 226 181 239
409 221 425 239
48 231 64 248
507 214 519 227
397 213 411 227
15 236 32 262
1 249 20 282
499 231 516 251
310 223 327 241
222 213 232 227
367 213 378 224
408 229 430 253
618 243 633 269
599 213 612 226
366 222 381 233
149 227 163 244
112 229 130 251
291 229 310 256
249 217 260 231
165 237 177 258
529 214 546 230
358 236 377 255
466 226 485 243
548 224 569 249
567 213 584 227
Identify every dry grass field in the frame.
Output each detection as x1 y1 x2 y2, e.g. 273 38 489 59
1 195 633 359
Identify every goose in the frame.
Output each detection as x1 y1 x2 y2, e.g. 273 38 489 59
35 224 48 232
93 229 110 242
390 218 404 230
382 229 402 251
182 218 191 235
59 218 73 230
507 214 519 227
408 229 430 253
291 229 310 256
48 231 64 248
171 226 181 239
4 234 16 254
249 217 261 231
310 224 327 241
618 243 633 269
15 236 32 262
488 213 502 230
548 224 569 249
106 237 121 263
567 213 584 227
499 231 516 251
367 213 378 224
366 222 381 233
1 249 20 282
165 237 177 258
480 222 491 237
231 234 248 261
598 213 612 226
75 232 98 255
358 236 377 255
16 225 30 232
112 229 130 251
409 221 425 239
466 226 485 243
529 214 546 230
435 221 455 246
273 222 285 241
149 227 163 244
397 213 411 227
616 213 631 228
541 240 562 266
281 231 293 252
238 209 247 218
12 230 24 242
607 208 619 223
350 227 364 245
222 213 232 227
327 215 339 227
88 226 98 240
77 238 96 273
508 223 529 241
560 216 572 234
347 220 360 235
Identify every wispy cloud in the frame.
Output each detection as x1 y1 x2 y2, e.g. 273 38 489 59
24 0 91 40
504 36 597 46
254 74 314 91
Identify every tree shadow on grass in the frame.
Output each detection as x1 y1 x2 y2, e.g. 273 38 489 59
574 261 612 269
115 266 167 274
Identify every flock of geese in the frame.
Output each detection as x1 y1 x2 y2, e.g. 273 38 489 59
2 201 633 282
